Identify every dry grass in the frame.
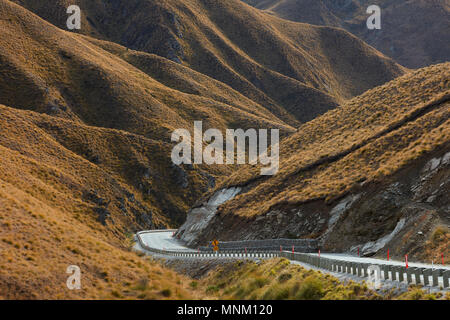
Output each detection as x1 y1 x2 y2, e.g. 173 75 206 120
418 226 450 264
201 258 446 300
0 0 441 299
0 175 206 299
213 63 450 218
243 0 450 69
10 0 405 124
0 101 213 299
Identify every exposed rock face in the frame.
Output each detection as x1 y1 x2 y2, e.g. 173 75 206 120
359 218 406 256
176 187 241 246
171 164 189 189
180 149 449 259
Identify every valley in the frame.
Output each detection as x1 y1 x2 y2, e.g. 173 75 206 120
0 0 448 301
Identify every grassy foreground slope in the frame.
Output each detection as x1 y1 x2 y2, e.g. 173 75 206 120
0 106 212 299
11 0 406 124
201 258 449 300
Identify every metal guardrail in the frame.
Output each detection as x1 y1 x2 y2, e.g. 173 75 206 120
280 251 450 288
135 231 449 288
199 238 318 252
135 231 279 259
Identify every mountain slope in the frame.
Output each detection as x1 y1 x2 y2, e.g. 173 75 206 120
0 0 292 298
0 103 216 299
0 0 303 227
243 0 450 69
10 0 406 124
177 62 450 262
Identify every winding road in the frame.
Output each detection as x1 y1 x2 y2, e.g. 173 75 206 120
135 230 449 290
137 230 449 269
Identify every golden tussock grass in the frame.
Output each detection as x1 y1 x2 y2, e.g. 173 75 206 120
213 63 450 217
201 258 447 300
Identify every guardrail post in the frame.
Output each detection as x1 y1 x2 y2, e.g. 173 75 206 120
362 263 370 277
432 269 442 287
397 266 405 283
391 266 398 281
350 262 356 275
354 263 360 276
406 267 416 284
443 270 449 288
328 260 333 271
382 265 390 280
423 269 431 286
414 267 424 285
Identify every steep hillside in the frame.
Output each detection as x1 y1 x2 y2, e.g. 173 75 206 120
0 0 292 298
0 0 444 299
10 0 405 124
177 63 450 262
0 0 303 227
243 0 450 68
0 105 215 299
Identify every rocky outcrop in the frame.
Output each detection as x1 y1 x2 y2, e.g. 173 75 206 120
179 148 449 260
176 187 241 246
171 164 189 189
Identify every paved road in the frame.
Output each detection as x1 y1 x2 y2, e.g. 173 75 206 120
136 230 449 291
138 230 195 251
137 230 448 270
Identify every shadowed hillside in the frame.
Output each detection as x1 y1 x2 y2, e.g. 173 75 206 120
0 103 217 299
10 0 406 124
178 62 450 262
243 0 450 68
0 0 299 228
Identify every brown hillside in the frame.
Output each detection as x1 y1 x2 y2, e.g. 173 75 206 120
243 0 450 69
10 0 406 123
0 103 212 299
179 63 449 261
0 0 299 227
208 63 450 216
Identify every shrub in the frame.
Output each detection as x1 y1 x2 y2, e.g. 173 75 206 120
160 288 172 297
251 277 269 288
278 273 292 283
295 276 324 300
